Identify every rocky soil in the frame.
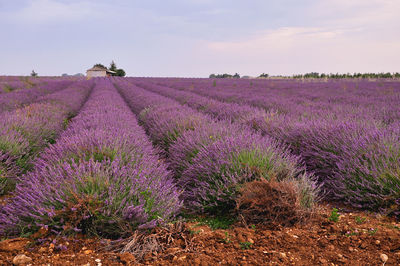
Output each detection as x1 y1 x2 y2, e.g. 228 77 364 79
0 204 399 265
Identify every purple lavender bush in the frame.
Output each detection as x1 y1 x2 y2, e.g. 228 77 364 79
333 128 400 217
142 77 400 217
0 79 181 238
0 79 72 113
178 130 317 213
0 81 92 195
115 78 318 216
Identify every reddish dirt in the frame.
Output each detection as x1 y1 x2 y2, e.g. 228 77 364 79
0 204 399 265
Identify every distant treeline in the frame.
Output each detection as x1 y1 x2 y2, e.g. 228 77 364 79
291 72 400 79
209 73 241 78
210 72 400 79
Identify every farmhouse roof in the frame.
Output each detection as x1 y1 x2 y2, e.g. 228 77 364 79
86 66 116 74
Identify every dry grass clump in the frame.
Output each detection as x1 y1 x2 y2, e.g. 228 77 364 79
236 178 314 227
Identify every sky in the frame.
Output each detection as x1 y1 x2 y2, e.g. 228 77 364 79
0 0 399 77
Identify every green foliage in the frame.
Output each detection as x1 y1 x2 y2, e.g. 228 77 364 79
3 85 15 93
291 72 400 79
345 230 359 237
221 231 232 243
196 215 236 230
30 70 38 77
355 216 366 224
209 73 240 79
328 208 340 222
94 63 106 68
109 61 117 72
368 228 378 235
240 241 253 249
384 224 400 231
115 69 126 77
230 148 278 181
188 228 201 235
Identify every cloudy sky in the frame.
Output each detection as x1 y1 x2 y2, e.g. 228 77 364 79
0 0 399 77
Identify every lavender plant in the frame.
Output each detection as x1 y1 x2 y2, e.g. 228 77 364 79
0 79 181 238
115 79 318 216
0 81 92 195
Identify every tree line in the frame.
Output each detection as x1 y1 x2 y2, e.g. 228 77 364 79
209 72 400 79
290 72 400 79
209 73 240 78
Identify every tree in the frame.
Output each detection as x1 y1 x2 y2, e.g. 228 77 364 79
30 70 38 77
94 63 106 68
233 73 240 78
116 69 126 77
109 61 117 72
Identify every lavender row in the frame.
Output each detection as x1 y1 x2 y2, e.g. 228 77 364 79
150 78 400 125
133 80 274 130
144 78 400 216
0 80 93 195
114 78 318 216
0 80 74 113
0 79 181 237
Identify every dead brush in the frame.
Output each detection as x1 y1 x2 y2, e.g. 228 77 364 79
102 221 196 261
236 178 312 228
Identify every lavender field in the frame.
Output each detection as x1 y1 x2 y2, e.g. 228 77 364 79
1 76 399 239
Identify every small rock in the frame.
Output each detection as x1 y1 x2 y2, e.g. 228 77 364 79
178 256 187 261
375 240 380 245
83 250 93 255
81 246 87 251
95 259 101 263
279 252 287 259
248 238 254 244
348 247 354 252
242 256 246 260
380 254 388 263
49 243 55 249
292 235 299 239
337 254 343 259
319 258 327 264
12 254 32 265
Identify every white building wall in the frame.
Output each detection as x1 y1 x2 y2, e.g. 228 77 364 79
87 70 107 78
